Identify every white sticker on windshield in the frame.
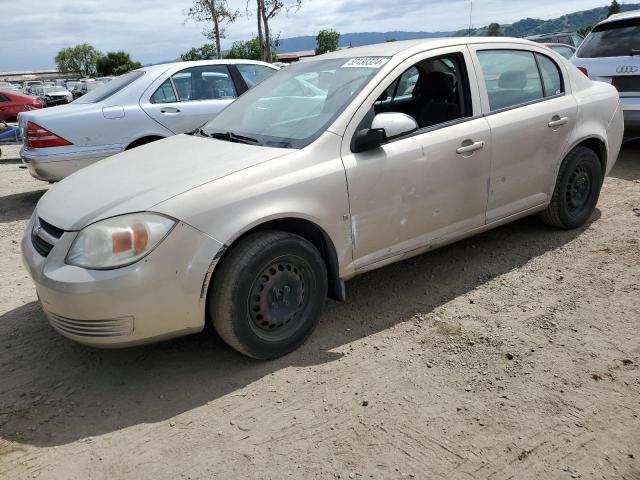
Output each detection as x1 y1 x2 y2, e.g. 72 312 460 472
341 57 390 68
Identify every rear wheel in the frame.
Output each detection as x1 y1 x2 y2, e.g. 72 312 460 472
540 147 603 229
209 231 327 359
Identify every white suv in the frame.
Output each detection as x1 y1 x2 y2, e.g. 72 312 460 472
572 10 640 140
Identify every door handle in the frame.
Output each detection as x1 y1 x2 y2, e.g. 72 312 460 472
160 107 181 114
456 140 485 155
548 116 568 128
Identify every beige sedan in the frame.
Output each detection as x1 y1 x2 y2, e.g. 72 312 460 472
22 37 623 359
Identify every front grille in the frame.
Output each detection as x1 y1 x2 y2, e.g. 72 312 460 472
31 232 54 257
31 216 64 258
612 75 640 93
39 217 64 238
48 313 134 338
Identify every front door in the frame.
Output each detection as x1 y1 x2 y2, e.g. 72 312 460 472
340 47 492 270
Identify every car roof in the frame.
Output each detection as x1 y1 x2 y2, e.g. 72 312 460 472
526 32 577 39
139 59 278 75
310 36 541 60
543 42 575 48
597 9 640 26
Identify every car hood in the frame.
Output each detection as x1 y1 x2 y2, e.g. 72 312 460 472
36 134 294 231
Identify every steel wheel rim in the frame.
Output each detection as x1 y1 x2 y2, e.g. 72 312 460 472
566 164 592 214
247 256 308 341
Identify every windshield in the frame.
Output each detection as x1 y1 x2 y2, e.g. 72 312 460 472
202 57 387 148
577 18 640 58
73 70 145 104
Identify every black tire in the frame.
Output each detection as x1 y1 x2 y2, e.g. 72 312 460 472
539 147 603 229
209 230 328 359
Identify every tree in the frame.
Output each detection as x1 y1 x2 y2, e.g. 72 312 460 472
577 25 594 37
487 23 503 36
255 0 301 62
315 29 340 55
185 0 239 59
96 51 142 76
608 0 621 17
54 44 101 77
224 35 280 61
181 44 218 61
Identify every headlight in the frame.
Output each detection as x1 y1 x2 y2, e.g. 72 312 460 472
66 213 176 269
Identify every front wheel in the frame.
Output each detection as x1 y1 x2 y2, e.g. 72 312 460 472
539 147 603 229
209 231 328 359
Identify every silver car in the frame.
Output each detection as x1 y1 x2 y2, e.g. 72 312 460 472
18 60 278 181
571 10 640 140
22 38 623 359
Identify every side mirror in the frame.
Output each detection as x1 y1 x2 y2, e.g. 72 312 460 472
352 112 418 153
371 112 418 140
352 128 386 153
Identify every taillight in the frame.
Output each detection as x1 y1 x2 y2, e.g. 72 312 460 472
577 67 589 77
26 121 72 148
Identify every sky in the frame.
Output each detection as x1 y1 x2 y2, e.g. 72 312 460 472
2 0 610 71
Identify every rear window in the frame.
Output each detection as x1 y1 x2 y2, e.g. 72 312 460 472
73 71 145 104
577 18 640 58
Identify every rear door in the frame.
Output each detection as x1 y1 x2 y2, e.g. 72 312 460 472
469 45 578 222
140 64 239 133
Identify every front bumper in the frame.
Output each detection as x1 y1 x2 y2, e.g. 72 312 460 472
21 144 124 182
21 212 224 347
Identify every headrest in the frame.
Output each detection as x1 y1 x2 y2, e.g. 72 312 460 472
498 70 527 89
416 71 454 101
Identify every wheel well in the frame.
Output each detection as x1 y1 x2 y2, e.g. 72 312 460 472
216 218 345 302
575 137 607 174
125 135 164 150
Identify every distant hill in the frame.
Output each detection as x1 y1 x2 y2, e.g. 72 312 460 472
278 31 451 53
277 3 640 53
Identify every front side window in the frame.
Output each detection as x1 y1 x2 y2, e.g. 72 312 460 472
202 57 383 148
477 50 544 112
373 53 472 130
236 64 277 88
536 53 564 97
577 18 640 58
171 65 236 101
0 93 9 102
151 79 177 103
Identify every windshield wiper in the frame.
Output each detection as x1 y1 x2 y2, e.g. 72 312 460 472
209 131 261 145
631 49 640 56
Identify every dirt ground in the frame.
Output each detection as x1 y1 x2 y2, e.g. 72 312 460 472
0 144 639 480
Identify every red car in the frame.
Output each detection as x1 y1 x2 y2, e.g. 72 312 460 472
542 42 577 60
0 90 42 122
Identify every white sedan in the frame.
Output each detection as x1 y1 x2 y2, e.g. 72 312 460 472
18 60 278 181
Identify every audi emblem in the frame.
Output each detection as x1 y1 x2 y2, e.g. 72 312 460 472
616 65 639 74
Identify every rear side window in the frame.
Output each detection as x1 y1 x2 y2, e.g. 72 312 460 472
577 18 640 58
535 53 564 97
73 71 145 104
151 79 177 103
477 50 543 111
236 64 276 88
